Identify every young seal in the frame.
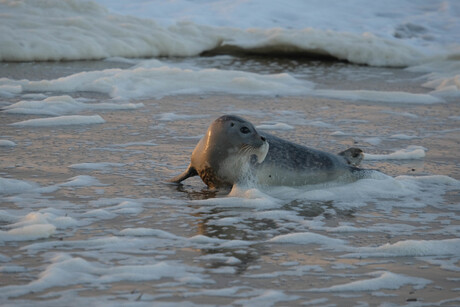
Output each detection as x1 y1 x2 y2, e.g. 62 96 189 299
169 115 366 188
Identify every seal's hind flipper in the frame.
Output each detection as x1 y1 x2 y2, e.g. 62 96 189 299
168 165 198 184
338 147 364 166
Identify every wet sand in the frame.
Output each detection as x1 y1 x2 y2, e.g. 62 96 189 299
1 61 459 306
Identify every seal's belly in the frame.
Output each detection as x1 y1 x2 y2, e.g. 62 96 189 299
254 163 347 186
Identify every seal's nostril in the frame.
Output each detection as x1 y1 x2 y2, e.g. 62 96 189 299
261 136 266 142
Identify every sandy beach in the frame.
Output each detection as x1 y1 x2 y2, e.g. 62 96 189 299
1 59 459 306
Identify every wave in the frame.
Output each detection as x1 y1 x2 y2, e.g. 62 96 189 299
0 0 451 67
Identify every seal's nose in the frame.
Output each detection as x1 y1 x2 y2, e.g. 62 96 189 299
260 136 266 142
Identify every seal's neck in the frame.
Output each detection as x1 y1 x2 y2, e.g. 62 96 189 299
218 153 254 185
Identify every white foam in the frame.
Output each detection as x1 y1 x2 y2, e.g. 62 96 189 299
194 186 281 209
421 257 460 272
8 211 79 231
265 172 459 214
325 223 420 236
330 131 347 136
3 95 84 116
0 253 209 299
246 265 324 278
21 93 48 100
0 265 27 273
119 228 181 239
268 232 346 247
313 89 444 104
0 224 55 242
10 115 106 127
264 172 390 203
82 209 117 220
0 140 16 146
309 271 431 292
197 254 241 266
195 172 458 221
409 60 460 99
364 145 426 160
1 175 106 197
346 238 460 258
0 210 19 223
389 134 418 140
0 84 21 97
256 123 295 131
3 95 143 116
230 28 425 67
3 0 457 66
109 201 144 215
362 137 382 146
1 64 313 100
0 1 218 61
0 177 39 194
103 0 460 55
157 113 209 121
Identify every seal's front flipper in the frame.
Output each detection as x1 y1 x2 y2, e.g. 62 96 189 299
168 165 198 184
338 147 364 166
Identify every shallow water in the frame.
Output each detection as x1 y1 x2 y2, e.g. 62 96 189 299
1 58 459 306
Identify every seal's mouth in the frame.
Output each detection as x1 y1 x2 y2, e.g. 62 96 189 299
240 141 269 164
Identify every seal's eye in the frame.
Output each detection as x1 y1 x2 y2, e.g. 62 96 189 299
230 123 235 127
240 127 250 134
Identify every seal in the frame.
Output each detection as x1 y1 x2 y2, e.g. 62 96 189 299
169 115 366 188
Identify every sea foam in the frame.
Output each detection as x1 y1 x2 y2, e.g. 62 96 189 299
1 64 313 100
10 115 106 127
364 145 426 160
309 271 431 292
3 95 143 116
0 140 16 147
2 0 457 67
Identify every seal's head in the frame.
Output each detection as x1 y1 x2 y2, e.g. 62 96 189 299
191 115 269 188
